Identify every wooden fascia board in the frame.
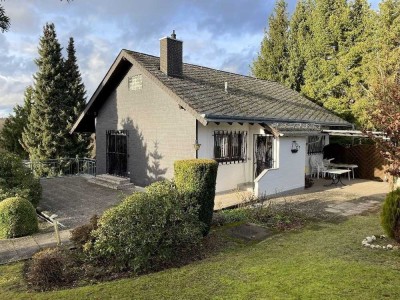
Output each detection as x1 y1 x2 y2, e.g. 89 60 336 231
70 51 128 133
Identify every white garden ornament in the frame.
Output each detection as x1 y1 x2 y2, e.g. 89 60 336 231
361 235 399 250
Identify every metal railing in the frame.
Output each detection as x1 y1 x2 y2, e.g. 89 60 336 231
23 158 96 178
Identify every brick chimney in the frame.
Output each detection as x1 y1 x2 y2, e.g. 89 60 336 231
160 30 183 77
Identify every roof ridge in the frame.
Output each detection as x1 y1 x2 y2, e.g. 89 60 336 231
123 49 281 85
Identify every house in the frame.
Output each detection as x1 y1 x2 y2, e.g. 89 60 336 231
72 31 351 197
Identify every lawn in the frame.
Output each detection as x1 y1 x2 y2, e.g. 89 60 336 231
1 213 400 299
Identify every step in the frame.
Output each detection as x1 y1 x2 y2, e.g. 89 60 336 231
96 174 131 185
88 176 134 190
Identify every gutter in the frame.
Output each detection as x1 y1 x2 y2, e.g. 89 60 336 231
201 114 352 128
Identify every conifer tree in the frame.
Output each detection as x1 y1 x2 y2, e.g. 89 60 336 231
301 0 349 117
63 37 90 158
252 0 289 83
0 87 33 158
287 0 312 91
22 23 67 161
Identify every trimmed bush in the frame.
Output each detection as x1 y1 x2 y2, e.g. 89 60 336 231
381 189 400 241
174 159 218 235
26 247 72 291
86 180 203 272
0 197 38 238
0 152 41 207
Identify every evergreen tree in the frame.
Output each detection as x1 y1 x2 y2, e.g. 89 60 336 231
0 5 10 32
252 0 289 83
0 87 33 158
301 0 350 118
22 23 67 161
287 0 312 91
63 37 90 158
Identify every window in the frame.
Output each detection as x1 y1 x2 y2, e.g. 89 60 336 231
307 135 326 155
128 75 142 91
214 131 247 163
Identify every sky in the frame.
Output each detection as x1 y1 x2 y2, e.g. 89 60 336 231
0 0 381 117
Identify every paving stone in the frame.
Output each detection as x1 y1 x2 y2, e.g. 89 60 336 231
0 240 19 264
12 237 40 259
325 208 343 213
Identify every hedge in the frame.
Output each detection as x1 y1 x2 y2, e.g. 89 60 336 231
86 180 203 272
0 197 39 239
381 189 400 241
174 159 218 235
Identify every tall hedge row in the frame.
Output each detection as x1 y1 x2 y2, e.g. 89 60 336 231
174 159 218 235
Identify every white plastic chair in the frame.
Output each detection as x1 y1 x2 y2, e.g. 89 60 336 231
310 156 329 179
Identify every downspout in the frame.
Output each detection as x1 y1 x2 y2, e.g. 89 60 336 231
195 120 199 159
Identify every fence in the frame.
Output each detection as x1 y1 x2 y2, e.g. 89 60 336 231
324 144 386 180
23 158 96 178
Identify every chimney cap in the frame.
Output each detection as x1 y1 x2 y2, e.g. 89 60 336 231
159 30 183 43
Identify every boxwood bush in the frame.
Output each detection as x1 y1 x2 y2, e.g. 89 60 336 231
0 197 38 238
86 181 203 272
0 152 41 207
174 159 218 235
381 189 400 241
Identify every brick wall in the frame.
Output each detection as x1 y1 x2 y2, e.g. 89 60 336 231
96 62 196 186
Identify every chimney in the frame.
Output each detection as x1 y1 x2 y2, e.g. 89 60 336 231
160 30 183 77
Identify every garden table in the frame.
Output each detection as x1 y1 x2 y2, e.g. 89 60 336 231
328 163 358 180
324 169 351 186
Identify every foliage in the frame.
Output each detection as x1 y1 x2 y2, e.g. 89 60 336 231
252 0 289 83
253 0 400 128
0 87 33 159
381 189 400 240
0 197 38 239
70 215 98 250
0 5 10 32
26 247 73 291
21 23 88 162
368 75 400 177
21 23 67 161
63 37 91 158
2 215 400 299
174 159 218 235
0 152 41 207
86 180 203 273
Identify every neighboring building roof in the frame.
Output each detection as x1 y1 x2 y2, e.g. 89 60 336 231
72 50 350 133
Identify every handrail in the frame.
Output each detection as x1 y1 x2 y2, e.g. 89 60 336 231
23 158 96 178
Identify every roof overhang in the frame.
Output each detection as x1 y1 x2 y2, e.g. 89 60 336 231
202 114 352 128
322 129 388 139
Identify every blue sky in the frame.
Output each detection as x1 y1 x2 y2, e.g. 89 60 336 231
0 0 381 117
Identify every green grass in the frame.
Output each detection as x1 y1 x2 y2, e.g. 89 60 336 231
1 213 400 299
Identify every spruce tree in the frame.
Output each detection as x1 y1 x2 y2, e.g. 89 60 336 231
64 37 90 158
22 23 67 161
252 0 289 83
287 0 312 91
0 86 33 158
301 0 350 118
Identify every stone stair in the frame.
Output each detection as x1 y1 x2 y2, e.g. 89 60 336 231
88 174 135 190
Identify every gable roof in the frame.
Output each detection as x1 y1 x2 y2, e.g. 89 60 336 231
72 50 350 133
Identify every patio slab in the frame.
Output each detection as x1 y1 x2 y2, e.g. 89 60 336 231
40 176 136 228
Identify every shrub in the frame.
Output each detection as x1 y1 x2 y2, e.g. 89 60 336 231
70 215 99 249
26 247 72 291
0 197 38 238
174 159 218 235
381 189 400 241
86 180 203 272
0 152 41 207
